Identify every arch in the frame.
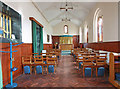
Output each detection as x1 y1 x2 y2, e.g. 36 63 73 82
84 24 88 43
93 8 101 42
79 27 82 43
64 25 68 34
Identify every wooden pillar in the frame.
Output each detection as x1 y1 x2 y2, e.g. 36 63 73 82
109 53 115 81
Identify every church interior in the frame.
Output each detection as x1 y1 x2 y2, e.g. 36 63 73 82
0 0 120 88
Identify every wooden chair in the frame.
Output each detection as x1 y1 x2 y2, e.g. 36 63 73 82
46 55 56 74
90 53 96 56
34 55 44 74
32 53 38 56
81 48 85 51
82 48 88 53
49 52 58 65
76 52 84 60
22 56 32 74
78 51 84 54
31 53 38 61
82 57 94 77
83 56 95 59
74 50 81 61
56 49 61 59
40 52 49 56
81 53 96 57
48 49 56 53
98 53 107 56
76 56 84 69
72 49 77 55
95 55 107 77
93 51 99 54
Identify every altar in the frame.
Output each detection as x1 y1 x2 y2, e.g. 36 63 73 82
59 35 74 50
59 44 74 50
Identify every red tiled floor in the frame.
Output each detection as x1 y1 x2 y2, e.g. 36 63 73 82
14 55 115 88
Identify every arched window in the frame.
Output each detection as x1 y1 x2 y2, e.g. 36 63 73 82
97 16 103 42
93 8 102 42
84 25 88 43
64 25 68 34
87 26 88 43
79 27 82 43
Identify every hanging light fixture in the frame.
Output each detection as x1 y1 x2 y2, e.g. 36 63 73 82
62 18 70 22
60 2 73 11
62 9 71 22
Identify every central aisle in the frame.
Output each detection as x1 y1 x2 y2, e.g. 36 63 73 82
15 55 114 88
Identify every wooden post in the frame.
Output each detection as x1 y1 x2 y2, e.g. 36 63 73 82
55 44 57 49
109 53 115 81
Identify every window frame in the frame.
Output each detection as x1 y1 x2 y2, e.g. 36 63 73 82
97 16 103 42
0 13 12 39
87 26 88 43
64 25 68 34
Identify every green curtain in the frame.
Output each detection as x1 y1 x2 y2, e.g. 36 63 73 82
32 21 43 54
40 26 43 53
32 21 37 55
0 58 3 89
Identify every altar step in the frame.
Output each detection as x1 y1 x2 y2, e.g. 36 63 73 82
61 50 71 55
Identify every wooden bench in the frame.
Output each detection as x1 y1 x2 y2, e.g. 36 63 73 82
109 53 120 88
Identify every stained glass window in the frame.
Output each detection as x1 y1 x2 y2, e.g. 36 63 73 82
98 16 103 42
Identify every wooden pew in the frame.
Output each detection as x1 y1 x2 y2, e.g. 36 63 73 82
109 53 120 88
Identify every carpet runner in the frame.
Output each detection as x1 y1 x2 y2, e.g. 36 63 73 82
61 50 71 55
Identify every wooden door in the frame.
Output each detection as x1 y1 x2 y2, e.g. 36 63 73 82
52 36 60 49
73 35 79 48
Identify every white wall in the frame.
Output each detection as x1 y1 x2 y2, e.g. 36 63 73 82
3 1 53 44
80 2 118 43
119 2 120 41
52 21 79 35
